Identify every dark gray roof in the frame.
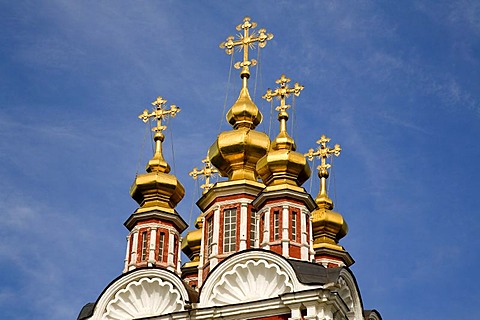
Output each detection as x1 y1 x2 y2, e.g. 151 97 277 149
77 302 94 320
288 259 343 285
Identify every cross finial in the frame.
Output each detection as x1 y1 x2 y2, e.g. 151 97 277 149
305 135 341 209
219 16 273 80
262 74 304 113
189 156 219 194
138 96 181 134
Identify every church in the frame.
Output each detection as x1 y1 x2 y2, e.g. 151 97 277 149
77 16 382 320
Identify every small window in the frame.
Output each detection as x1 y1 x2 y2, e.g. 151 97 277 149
273 210 280 240
250 210 256 247
158 232 165 262
141 231 148 261
292 211 297 241
223 208 237 252
206 217 213 256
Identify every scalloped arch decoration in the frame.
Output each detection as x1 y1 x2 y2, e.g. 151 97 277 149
102 277 183 320
338 270 364 320
209 259 293 305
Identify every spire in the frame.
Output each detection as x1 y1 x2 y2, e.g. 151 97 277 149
263 74 304 151
256 74 310 188
130 96 184 214
189 155 219 194
220 16 273 81
138 96 180 173
208 17 272 181
305 135 341 209
219 16 273 129
305 135 351 267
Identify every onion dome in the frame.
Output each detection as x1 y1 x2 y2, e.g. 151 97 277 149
181 217 203 265
209 86 270 181
209 17 273 182
256 75 311 188
306 135 348 253
130 97 185 214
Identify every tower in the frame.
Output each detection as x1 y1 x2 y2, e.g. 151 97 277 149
77 16 382 320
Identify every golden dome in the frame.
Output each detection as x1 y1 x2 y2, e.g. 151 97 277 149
306 135 348 251
226 85 262 129
208 76 270 182
181 217 203 264
210 16 273 182
130 98 185 214
256 109 311 187
256 75 310 187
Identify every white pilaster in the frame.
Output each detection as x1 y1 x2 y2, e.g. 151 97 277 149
263 208 270 249
308 213 315 261
123 235 130 273
288 303 303 320
239 203 248 250
177 235 182 274
167 230 175 271
282 205 289 257
301 209 309 260
198 216 205 288
128 230 139 271
211 206 220 268
148 227 157 266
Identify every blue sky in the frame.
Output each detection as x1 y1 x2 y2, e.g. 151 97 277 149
0 1 479 319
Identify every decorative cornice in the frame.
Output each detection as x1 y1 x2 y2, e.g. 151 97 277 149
252 186 317 212
124 210 188 232
196 180 264 212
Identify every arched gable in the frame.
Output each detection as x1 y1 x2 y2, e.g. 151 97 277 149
90 268 190 320
199 249 313 307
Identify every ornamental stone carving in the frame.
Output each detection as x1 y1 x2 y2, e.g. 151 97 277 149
102 277 183 320
209 259 293 305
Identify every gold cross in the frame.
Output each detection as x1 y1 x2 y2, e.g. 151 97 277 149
262 74 304 113
219 16 273 76
138 96 181 133
189 156 219 194
305 134 341 175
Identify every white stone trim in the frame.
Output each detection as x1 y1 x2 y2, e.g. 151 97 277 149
197 216 205 288
210 206 220 268
239 203 248 250
148 227 157 266
91 268 189 320
132 222 178 234
123 235 130 273
199 250 313 307
167 230 175 271
282 205 289 257
210 197 252 208
337 269 364 320
128 231 138 271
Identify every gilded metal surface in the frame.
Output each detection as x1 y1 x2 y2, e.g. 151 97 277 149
189 156 218 194
181 217 203 264
256 75 310 187
306 135 348 251
305 134 341 209
311 207 348 247
130 96 185 212
209 127 270 181
209 17 273 182
219 16 273 78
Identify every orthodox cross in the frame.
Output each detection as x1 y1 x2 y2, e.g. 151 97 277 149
219 16 273 77
138 96 180 133
305 134 341 176
189 156 219 194
262 74 304 113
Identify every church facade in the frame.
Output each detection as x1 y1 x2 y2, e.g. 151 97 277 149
78 17 382 320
